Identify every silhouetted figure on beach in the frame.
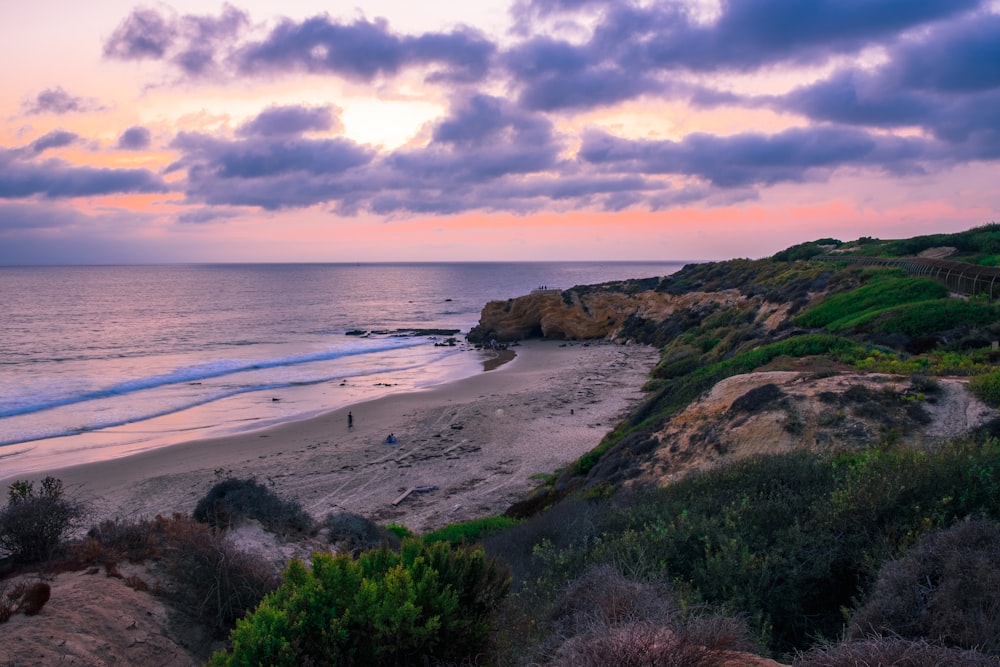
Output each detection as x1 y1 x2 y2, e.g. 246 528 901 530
348 411 353 428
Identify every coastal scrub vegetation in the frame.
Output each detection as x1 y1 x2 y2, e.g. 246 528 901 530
208 538 510 666
0 476 86 564
193 477 313 535
484 437 1000 660
83 513 280 634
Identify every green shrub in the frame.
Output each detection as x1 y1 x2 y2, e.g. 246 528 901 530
209 538 510 666
0 477 86 563
970 372 1000 407
193 477 312 534
772 238 842 262
385 523 413 540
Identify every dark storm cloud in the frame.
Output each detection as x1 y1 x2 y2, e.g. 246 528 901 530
235 16 495 83
29 130 79 154
0 149 168 199
579 125 925 188
236 105 337 137
118 126 152 150
23 87 99 115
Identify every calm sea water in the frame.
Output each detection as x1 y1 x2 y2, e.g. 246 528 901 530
0 262 685 478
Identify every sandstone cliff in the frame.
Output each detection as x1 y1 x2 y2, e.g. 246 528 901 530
467 283 747 343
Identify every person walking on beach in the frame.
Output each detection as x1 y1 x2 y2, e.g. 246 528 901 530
348 411 353 428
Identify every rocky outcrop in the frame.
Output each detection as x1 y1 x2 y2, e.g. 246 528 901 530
467 286 746 343
638 372 997 489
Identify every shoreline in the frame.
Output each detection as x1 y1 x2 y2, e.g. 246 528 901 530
4 340 660 534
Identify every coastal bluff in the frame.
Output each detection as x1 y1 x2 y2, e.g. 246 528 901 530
467 278 746 343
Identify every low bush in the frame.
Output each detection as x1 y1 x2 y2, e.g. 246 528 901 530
85 513 280 635
193 477 312 534
0 580 52 622
535 566 754 667
209 538 510 666
847 519 1000 654
323 511 400 555
0 477 86 563
970 371 1000 407
794 636 998 666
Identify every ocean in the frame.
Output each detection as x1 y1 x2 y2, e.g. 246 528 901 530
0 262 685 478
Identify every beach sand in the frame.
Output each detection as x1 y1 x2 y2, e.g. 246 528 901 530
7 340 659 534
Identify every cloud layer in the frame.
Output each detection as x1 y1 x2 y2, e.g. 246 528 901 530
6 0 1000 226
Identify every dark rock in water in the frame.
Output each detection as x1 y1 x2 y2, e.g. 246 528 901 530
348 328 460 338
401 328 461 337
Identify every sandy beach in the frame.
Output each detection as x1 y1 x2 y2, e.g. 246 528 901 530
6 340 659 534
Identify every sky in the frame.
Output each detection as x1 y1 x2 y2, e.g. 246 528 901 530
2 0 999 264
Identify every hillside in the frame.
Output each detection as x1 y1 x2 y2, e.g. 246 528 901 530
469 224 1000 662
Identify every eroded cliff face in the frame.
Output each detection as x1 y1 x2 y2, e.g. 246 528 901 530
467 287 747 343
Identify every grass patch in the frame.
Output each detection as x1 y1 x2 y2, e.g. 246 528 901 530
422 515 521 545
794 275 948 331
874 299 999 336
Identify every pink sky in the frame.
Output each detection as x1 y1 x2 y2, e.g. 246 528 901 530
2 0 998 263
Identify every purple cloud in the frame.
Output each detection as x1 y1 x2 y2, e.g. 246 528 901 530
778 12 1000 156
390 94 561 182
0 149 168 199
236 105 337 137
23 87 98 115
169 128 375 209
579 126 926 188
104 8 177 59
502 0 984 112
104 5 249 76
30 130 79 154
236 15 494 83
118 126 152 150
